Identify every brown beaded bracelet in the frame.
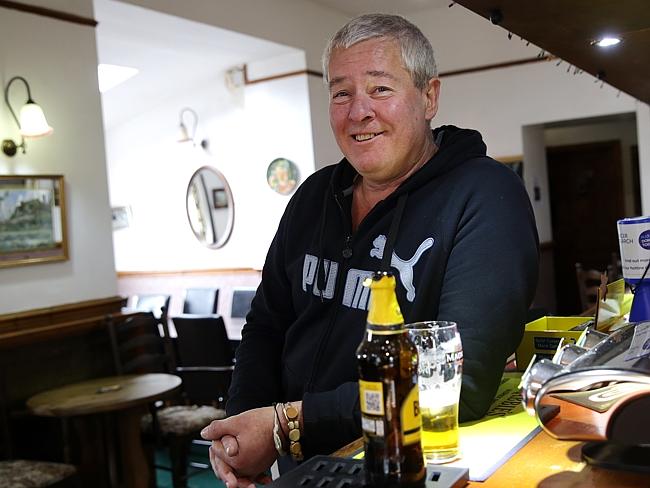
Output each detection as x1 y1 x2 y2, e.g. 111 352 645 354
282 402 304 462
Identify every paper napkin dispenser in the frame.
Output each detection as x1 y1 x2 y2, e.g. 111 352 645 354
520 321 650 471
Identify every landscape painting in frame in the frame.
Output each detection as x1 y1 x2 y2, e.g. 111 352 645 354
0 175 68 267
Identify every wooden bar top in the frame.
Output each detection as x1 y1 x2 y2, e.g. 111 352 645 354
334 432 650 487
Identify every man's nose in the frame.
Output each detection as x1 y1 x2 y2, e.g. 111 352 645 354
348 95 374 122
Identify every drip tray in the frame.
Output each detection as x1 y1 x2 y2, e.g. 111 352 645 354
269 455 469 488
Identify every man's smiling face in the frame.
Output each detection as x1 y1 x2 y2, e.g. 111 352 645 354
328 37 439 184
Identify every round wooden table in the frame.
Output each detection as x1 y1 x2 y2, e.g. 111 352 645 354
27 373 181 488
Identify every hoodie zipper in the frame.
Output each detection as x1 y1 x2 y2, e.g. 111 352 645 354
305 191 353 392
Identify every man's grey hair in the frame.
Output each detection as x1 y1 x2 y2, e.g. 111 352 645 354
322 13 438 90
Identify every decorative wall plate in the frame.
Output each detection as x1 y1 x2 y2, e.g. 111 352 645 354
267 158 299 195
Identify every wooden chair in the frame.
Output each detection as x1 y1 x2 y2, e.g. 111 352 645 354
0 373 78 488
182 288 219 315
105 312 225 487
575 263 608 312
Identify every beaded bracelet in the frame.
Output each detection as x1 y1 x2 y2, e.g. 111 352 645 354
282 402 304 462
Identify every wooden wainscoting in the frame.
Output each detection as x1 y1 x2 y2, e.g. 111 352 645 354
0 296 126 349
0 296 126 409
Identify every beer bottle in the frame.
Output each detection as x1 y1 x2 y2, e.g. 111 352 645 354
356 271 425 487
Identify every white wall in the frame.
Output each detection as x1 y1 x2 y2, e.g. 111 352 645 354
114 0 650 261
107 55 315 271
121 0 348 73
308 75 342 170
0 5 117 314
637 104 650 212
4 0 648 315
434 60 646 242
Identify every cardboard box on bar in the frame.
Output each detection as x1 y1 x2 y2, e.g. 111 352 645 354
515 316 589 371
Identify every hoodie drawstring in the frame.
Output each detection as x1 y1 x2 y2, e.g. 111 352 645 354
381 193 408 272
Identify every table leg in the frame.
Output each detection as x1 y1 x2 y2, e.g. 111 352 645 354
103 414 120 488
72 415 111 488
116 406 150 488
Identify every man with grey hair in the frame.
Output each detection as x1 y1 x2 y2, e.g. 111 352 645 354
202 13 538 486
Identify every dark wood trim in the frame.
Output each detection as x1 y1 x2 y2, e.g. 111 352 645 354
0 296 126 336
439 56 554 78
0 310 147 350
243 64 322 85
0 316 103 349
258 56 554 85
0 0 97 27
117 268 260 277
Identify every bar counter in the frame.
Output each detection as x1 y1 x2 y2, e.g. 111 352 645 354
333 432 650 487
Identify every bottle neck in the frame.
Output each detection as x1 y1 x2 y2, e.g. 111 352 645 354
367 274 404 328
366 323 405 336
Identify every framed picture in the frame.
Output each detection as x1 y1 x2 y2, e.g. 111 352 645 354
497 155 523 179
111 205 132 230
267 157 300 195
213 188 228 209
0 175 68 268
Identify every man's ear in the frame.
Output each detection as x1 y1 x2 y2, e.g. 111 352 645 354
424 78 441 121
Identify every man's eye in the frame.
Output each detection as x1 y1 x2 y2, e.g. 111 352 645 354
332 91 349 99
374 86 391 93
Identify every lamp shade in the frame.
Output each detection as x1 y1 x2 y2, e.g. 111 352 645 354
177 122 193 143
19 102 53 137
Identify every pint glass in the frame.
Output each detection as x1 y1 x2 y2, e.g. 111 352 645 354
406 321 463 463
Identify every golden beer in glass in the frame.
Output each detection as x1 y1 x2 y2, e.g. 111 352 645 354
406 321 463 463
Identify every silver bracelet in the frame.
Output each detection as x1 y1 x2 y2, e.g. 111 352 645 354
272 403 286 456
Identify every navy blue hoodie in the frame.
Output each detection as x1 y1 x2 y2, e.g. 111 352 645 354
227 126 539 456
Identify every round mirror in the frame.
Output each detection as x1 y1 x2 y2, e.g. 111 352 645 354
186 166 234 249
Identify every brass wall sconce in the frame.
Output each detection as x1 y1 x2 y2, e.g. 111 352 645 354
177 107 208 150
2 76 53 157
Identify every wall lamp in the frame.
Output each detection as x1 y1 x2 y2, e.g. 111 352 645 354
177 107 208 150
2 76 53 157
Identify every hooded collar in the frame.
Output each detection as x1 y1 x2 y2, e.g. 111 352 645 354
329 125 488 197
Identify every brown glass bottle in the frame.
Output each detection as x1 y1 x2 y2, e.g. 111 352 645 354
356 272 425 487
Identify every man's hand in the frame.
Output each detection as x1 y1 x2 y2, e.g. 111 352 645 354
201 406 277 486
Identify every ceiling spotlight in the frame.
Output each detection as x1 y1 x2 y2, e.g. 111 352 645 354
592 37 621 48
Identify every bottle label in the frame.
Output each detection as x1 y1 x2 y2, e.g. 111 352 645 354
359 380 384 416
400 385 422 445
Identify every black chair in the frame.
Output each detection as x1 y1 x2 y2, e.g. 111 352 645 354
171 315 235 408
105 312 225 487
230 287 256 320
171 314 236 475
182 288 219 315
0 373 78 488
228 287 256 355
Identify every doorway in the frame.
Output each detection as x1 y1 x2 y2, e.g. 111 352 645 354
547 140 626 314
